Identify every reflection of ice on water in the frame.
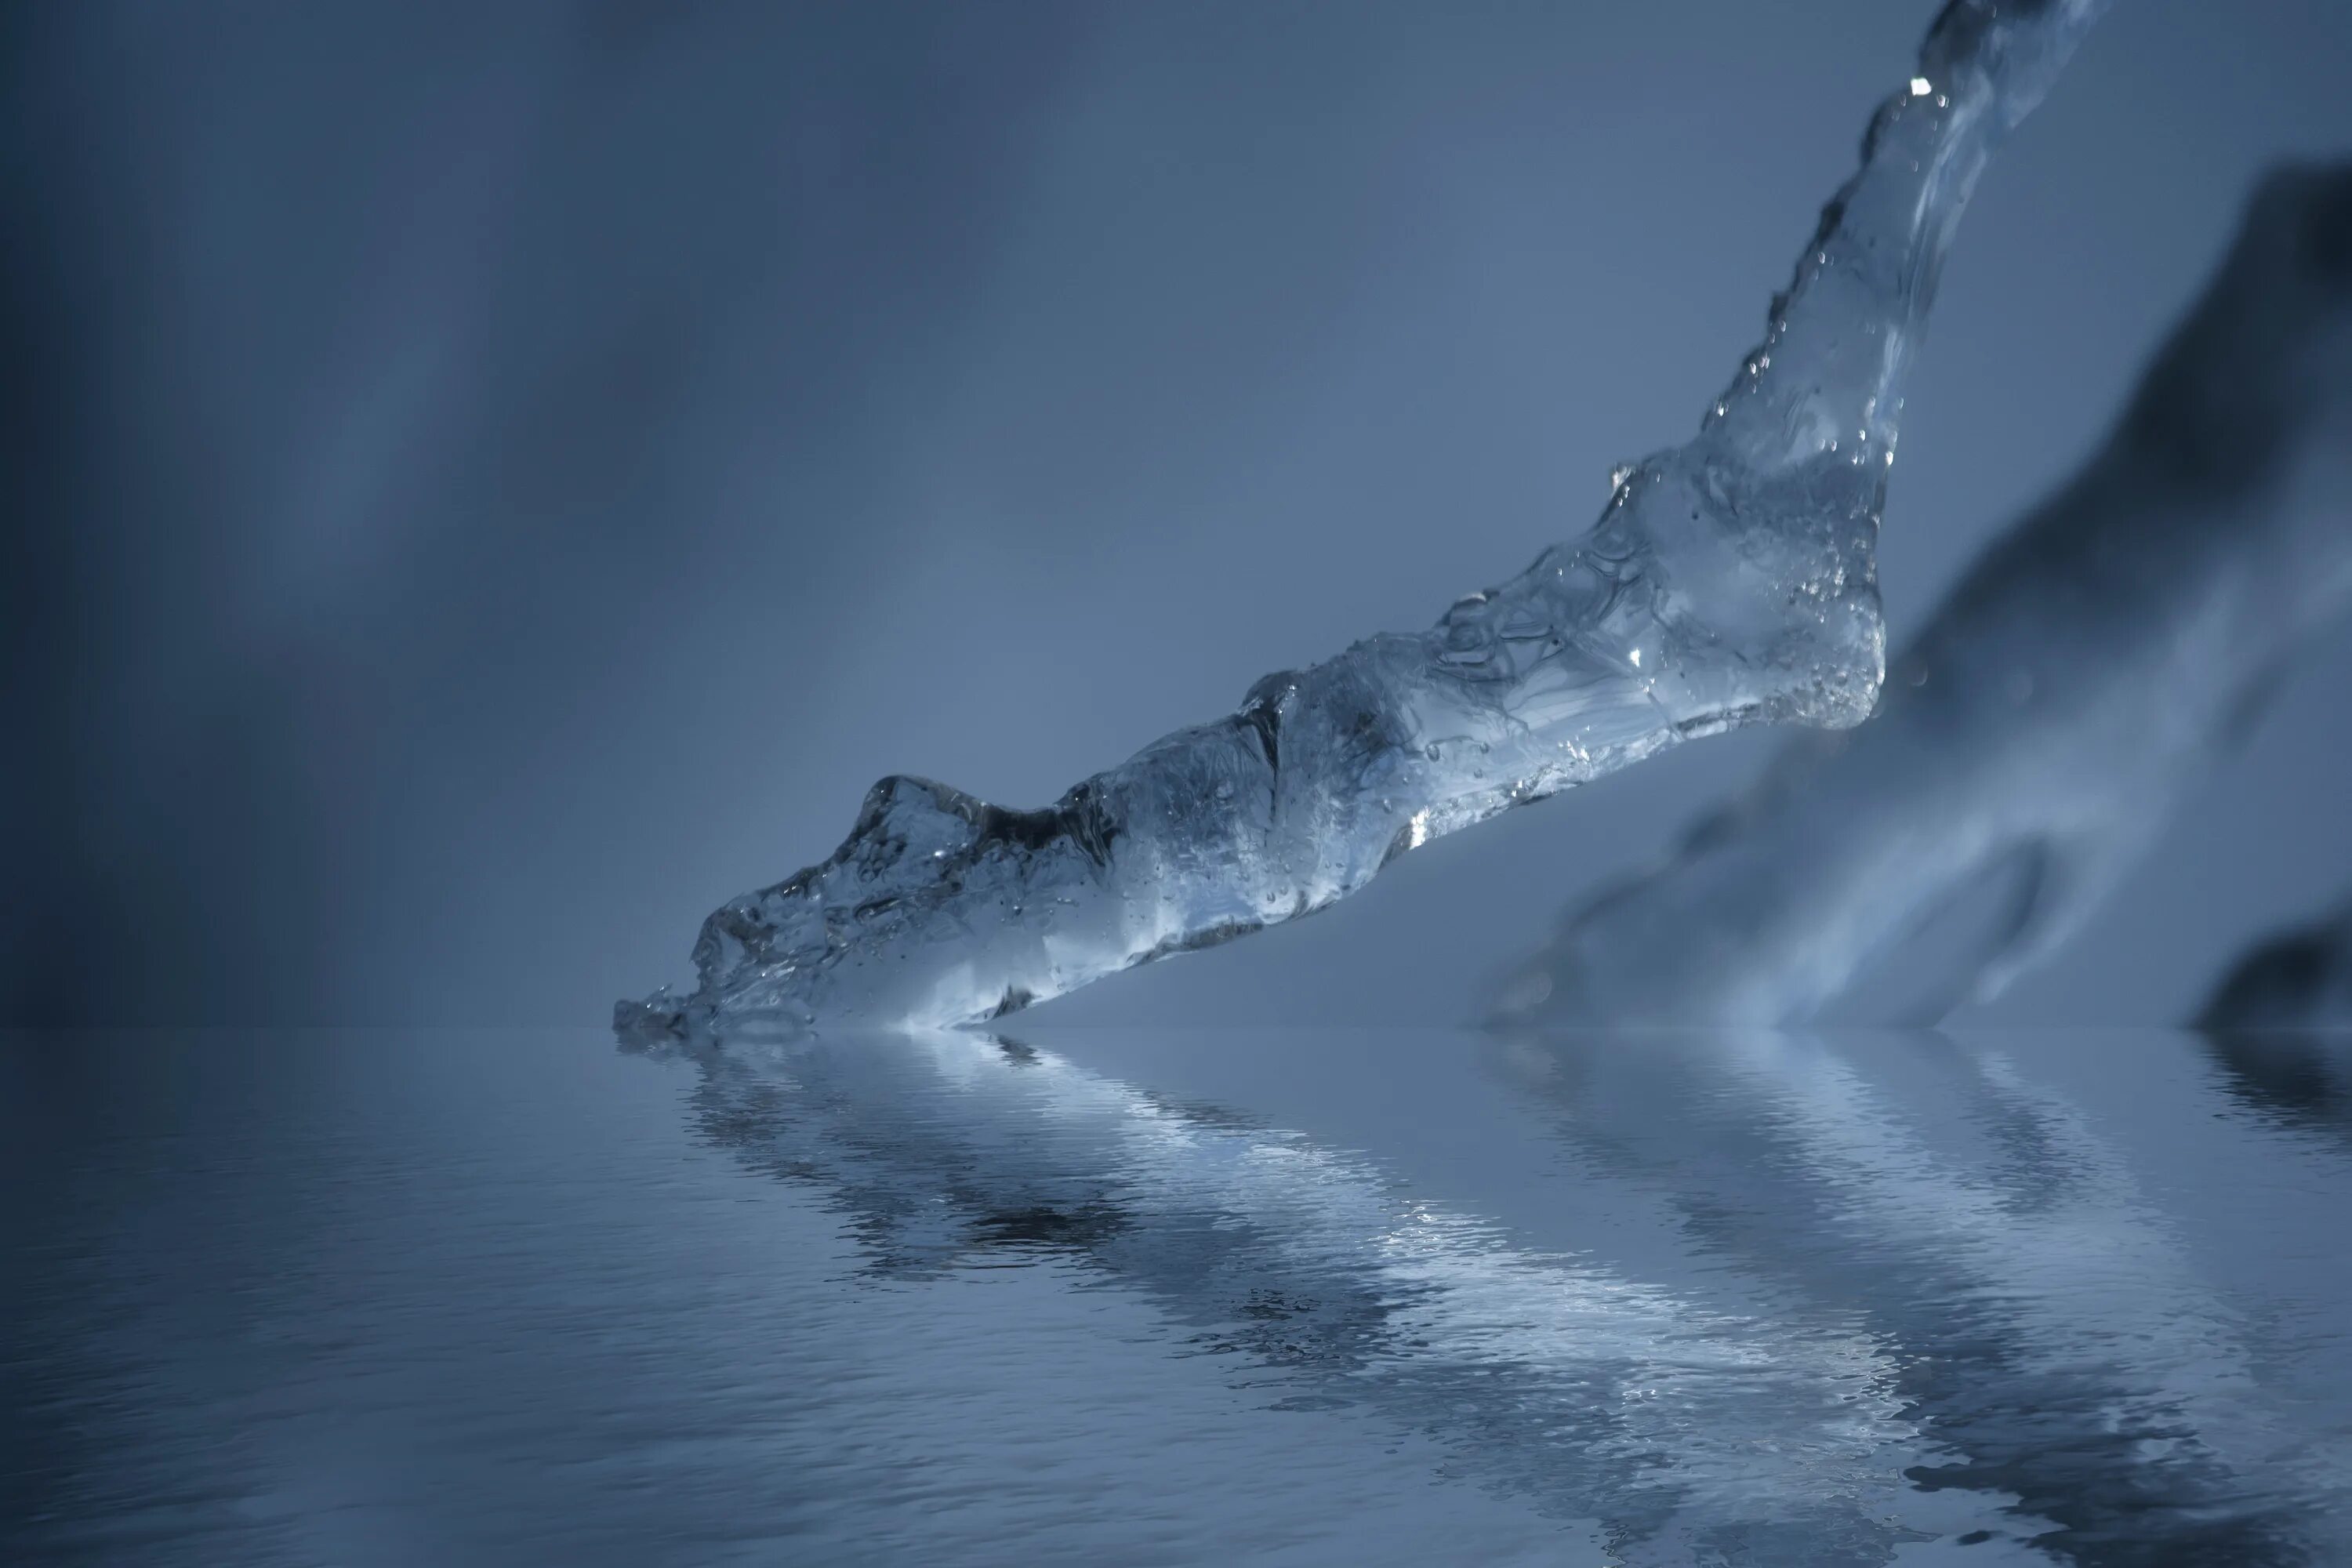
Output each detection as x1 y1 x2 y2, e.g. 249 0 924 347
656 1025 2039 1564
1493 1029 2352 1563
2205 895 2352 1036
649 1019 2352 1563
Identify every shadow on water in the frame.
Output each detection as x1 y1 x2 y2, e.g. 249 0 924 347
626 1024 2352 1566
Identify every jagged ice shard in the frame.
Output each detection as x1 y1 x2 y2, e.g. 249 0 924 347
1494 163 2352 1027
622 0 2107 1037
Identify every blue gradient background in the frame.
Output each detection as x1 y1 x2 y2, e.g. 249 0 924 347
9 0 2352 1028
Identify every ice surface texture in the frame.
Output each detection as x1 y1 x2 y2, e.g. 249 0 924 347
1494 163 2352 1027
622 1 2106 1036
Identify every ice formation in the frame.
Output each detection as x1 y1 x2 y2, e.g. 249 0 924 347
1494 163 2352 1028
2201 895 2352 1033
622 0 2107 1036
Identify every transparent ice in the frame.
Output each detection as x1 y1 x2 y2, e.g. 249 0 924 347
1494 164 2352 1026
622 0 2107 1037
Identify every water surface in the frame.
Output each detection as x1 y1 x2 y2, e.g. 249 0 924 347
8 1026 2350 1564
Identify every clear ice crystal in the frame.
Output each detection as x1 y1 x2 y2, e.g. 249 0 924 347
622 0 2107 1037
1494 163 2352 1028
